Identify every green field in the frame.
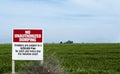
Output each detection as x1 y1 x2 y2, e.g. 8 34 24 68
1 44 120 74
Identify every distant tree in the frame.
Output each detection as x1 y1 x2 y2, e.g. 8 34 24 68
60 41 63 44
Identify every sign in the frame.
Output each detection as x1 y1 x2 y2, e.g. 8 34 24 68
12 29 43 60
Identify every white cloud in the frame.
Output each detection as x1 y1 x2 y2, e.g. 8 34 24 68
67 0 120 16
69 0 101 7
68 0 105 10
0 1 66 18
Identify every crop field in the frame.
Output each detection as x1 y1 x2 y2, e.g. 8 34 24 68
0 43 120 74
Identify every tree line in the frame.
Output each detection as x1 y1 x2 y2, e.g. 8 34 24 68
60 40 73 44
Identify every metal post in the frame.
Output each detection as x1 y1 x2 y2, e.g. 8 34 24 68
12 60 15 74
40 60 44 74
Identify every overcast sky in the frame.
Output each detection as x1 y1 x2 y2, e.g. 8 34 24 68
0 0 120 43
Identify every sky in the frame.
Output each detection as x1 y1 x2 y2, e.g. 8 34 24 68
0 0 120 43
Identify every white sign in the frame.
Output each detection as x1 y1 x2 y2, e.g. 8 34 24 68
12 29 43 60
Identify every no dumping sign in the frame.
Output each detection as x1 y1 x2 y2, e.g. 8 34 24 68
12 29 43 60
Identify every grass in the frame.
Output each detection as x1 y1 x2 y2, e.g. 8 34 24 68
1 43 120 74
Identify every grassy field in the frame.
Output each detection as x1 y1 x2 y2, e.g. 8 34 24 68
0 43 120 74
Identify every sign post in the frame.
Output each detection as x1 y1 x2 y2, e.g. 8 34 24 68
12 29 43 74
12 60 15 74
